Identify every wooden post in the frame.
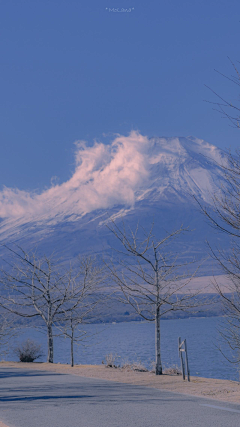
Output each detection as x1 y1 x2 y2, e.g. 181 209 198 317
184 339 190 382
178 336 185 380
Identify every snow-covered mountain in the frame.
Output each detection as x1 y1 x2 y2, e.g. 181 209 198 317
0 132 229 273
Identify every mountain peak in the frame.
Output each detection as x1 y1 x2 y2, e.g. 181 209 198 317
0 132 228 274
0 132 225 228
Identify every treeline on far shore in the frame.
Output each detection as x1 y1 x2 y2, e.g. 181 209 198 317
6 293 224 326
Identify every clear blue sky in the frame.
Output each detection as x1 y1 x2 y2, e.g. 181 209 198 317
0 0 240 190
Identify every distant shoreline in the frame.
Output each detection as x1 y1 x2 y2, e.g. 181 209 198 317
17 312 225 328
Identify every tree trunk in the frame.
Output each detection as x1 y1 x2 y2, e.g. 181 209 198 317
155 306 162 375
71 320 74 367
154 252 162 375
47 323 54 363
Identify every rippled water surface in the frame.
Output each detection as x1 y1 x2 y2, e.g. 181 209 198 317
6 317 240 381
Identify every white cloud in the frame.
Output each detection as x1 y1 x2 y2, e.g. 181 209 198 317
0 132 225 226
0 131 150 221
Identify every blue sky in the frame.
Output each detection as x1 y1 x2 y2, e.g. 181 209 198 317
0 0 240 191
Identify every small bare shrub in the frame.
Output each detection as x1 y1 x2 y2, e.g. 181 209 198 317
104 355 148 372
131 361 148 372
104 353 119 368
150 360 156 373
120 362 132 371
121 360 148 372
14 339 44 363
163 364 182 376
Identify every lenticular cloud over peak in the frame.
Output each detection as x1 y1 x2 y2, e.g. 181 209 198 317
0 132 225 226
0 131 150 221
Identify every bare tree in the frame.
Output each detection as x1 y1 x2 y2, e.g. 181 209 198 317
212 272 240 365
195 150 240 362
106 220 201 375
55 257 106 367
0 246 103 363
205 58 240 129
199 64 240 361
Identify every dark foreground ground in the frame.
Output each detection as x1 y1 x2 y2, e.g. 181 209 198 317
0 367 240 427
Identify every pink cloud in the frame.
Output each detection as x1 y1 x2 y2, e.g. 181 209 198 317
0 131 150 221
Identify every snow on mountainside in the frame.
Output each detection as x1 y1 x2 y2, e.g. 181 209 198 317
0 133 225 222
0 132 229 272
135 136 225 205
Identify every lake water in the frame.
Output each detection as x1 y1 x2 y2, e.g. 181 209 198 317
4 317 240 382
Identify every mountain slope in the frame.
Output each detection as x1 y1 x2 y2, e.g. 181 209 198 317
0 133 229 273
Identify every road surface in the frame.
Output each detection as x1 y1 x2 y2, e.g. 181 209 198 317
0 367 239 427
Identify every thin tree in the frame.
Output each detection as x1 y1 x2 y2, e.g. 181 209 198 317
55 256 106 367
106 220 201 375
